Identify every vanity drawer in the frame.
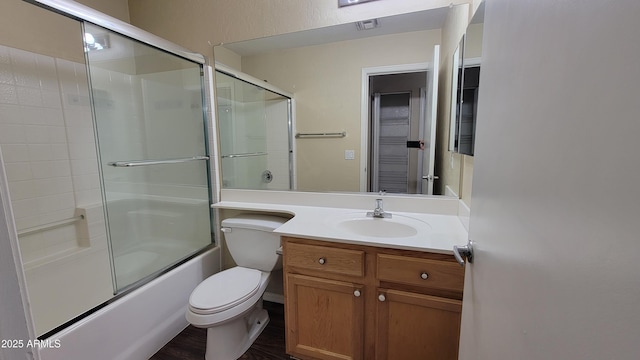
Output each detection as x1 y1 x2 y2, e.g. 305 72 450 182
285 242 365 278
377 254 464 293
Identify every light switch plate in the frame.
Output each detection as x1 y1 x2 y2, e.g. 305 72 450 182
345 150 355 160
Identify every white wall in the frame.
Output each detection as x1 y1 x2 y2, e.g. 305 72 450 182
459 0 640 359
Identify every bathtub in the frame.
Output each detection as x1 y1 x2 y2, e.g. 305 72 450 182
19 194 218 359
105 196 213 290
37 246 220 360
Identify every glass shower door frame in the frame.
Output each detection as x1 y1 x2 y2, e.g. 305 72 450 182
28 0 216 294
215 63 296 191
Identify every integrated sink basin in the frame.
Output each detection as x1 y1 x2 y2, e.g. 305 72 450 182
332 212 431 238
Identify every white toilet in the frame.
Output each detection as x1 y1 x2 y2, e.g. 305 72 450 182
186 214 288 360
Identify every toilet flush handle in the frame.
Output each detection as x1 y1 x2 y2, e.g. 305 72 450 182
221 227 231 233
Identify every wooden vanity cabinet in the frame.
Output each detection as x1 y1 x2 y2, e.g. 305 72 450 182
282 237 464 360
284 241 366 360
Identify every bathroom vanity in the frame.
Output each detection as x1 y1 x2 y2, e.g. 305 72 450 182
213 190 469 360
282 237 463 360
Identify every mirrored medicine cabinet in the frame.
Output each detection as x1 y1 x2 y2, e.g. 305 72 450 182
450 2 484 157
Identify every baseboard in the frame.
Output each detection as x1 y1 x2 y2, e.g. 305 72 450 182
263 292 284 304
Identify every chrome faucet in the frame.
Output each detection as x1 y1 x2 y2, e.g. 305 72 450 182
368 198 392 218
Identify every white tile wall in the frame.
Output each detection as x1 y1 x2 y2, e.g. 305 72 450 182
265 99 291 190
0 44 105 263
0 44 113 336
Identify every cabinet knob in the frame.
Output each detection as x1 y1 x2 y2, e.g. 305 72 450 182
354 290 361 297
378 294 386 302
318 257 326 265
420 272 429 280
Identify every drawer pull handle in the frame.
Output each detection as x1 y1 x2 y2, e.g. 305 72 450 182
354 290 361 297
378 294 386 302
420 272 429 280
318 257 326 265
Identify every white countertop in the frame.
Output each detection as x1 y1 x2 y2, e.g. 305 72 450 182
213 200 468 255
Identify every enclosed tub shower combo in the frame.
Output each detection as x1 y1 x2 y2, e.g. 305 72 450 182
0 1 219 356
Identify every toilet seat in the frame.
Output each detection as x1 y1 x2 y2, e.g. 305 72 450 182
189 267 262 315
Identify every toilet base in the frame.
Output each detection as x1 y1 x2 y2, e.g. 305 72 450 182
204 306 270 360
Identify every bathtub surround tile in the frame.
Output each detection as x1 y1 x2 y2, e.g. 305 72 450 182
34 177 74 196
30 160 71 179
10 48 40 89
10 198 39 220
68 142 97 160
0 83 18 104
0 45 117 338
62 107 93 125
13 208 77 231
70 158 99 176
65 124 95 144
27 144 53 161
24 124 52 143
49 126 68 143
56 58 80 95
0 144 28 163
41 90 63 109
16 86 43 107
8 180 37 200
74 189 102 206
72 174 100 191
51 143 70 160
37 192 76 214
80 203 105 221
35 54 57 89
0 123 26 143
4 162 32 181
0 64 15 85
19 106 48 125
0 104 22 123
86 219 108 243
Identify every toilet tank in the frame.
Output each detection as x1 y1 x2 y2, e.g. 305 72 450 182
221 214 288 272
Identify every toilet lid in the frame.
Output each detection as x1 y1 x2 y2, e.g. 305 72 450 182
189 267 262 315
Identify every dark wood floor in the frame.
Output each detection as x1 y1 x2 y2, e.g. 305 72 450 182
150 301 288 360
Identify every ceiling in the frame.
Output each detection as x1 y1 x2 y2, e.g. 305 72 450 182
223 6 450 56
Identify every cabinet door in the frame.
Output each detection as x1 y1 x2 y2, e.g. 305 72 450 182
376 288 462 360
286 274 364 360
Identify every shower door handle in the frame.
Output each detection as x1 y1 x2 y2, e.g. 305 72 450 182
108 156 209 167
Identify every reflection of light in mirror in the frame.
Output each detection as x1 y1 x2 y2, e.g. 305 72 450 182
83 32 110 52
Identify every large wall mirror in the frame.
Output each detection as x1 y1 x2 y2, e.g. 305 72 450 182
214 6 464 198
451 2 484 156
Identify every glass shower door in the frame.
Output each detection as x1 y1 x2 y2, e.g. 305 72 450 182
216 70 292 190
84 23 213 291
